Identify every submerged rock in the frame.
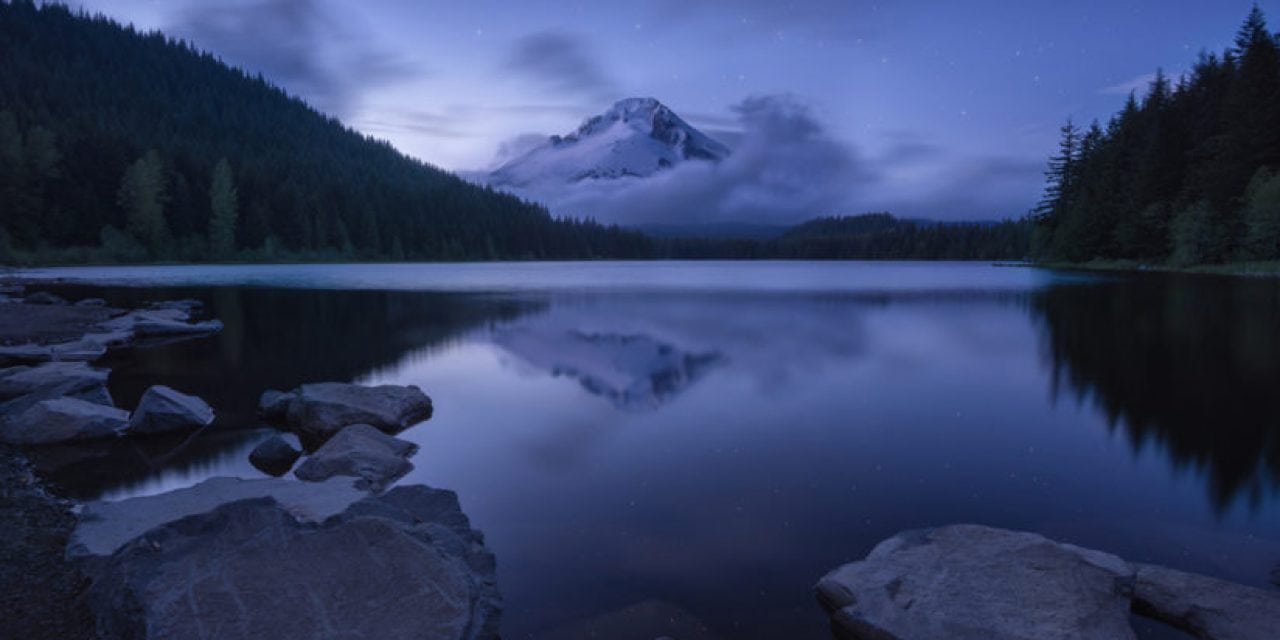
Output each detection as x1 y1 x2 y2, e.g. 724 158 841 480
69 476 367 559
0 337 107 364
248 435 301 476
0 397 129 445
133 315 223 338
24 291 68 306
126 385 214 435
816 525 1137 640
74 298 107 307
817 525 1280 640
269 382 433 444
294 423 417 491
84 484 499 640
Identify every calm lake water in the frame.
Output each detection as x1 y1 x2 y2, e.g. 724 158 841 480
17 261 1280 639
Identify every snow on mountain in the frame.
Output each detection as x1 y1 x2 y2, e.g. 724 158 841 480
489 97 730 188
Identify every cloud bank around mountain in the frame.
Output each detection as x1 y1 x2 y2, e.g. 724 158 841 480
495 94 865 226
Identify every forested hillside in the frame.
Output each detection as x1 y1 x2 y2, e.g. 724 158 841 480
0 1 649 263
1033 7 1280 266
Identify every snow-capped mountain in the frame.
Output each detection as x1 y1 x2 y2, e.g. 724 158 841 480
489 97 730 187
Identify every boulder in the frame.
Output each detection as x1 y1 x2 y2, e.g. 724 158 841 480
0 362 111 402
126 385 214 435
257 389 293 422
815 524 1138 640
24 291 68 305
280 382 433 443
84 485 500 640
1133 563 1280 640
75 298 108 307
294 423 418 492
248 435 301 476
0 397 129 445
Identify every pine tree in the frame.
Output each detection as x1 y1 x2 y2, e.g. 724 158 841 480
209 158 239 258
1240 169 1280 260
1035 119 1081 224
117 150 169 254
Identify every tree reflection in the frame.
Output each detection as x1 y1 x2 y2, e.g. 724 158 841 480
1031 274 1280 512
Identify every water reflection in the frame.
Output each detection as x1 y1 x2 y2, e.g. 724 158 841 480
36 286 544 497
21 266 1280 639
1031 273 1280 512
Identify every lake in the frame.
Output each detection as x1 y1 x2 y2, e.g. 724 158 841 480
16 261 1280 639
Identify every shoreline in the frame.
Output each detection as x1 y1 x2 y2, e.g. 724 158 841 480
1040 259 1280 277
0 445 95 639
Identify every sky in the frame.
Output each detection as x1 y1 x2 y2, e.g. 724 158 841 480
71 0 1276 223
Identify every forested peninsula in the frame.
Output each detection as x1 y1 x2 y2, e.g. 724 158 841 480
1031 6 1280 269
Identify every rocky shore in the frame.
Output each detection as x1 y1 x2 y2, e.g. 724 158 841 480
0 286 498 639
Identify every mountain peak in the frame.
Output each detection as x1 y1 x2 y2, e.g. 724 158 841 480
490 98 730 187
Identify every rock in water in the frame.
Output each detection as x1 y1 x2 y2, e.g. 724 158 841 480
24 291 68 305
87 485 500 640
1133 563 1280 640
278 383 433 443
815 524 1138 640
126 385 214 435
0 397 129 445
0 361 110 402
294 423 417 491
257 389 293 421
248 435 301 476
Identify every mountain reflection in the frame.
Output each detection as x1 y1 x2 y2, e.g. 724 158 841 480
493 327 722 411
1031 274 1280 511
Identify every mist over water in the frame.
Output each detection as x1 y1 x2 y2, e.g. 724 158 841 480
22 262 1280 639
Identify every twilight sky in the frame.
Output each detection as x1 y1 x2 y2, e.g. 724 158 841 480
73 0 1274 222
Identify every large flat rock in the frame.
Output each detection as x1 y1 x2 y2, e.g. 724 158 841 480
86 485 500 640
69 476 367 559
816 524 1138 640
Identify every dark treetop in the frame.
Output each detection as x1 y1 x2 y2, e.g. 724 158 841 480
1033 6 1280 267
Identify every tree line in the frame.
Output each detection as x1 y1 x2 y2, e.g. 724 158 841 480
1033 6 1280 266
0 1 650 264
0 1 1029 265
653 214 1032 260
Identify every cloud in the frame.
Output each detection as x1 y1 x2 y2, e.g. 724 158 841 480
171 0 416 116
502 31 618 101
492 133 551 165
867 153 1045 219
1098 72 1157 96
499 94 864 225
